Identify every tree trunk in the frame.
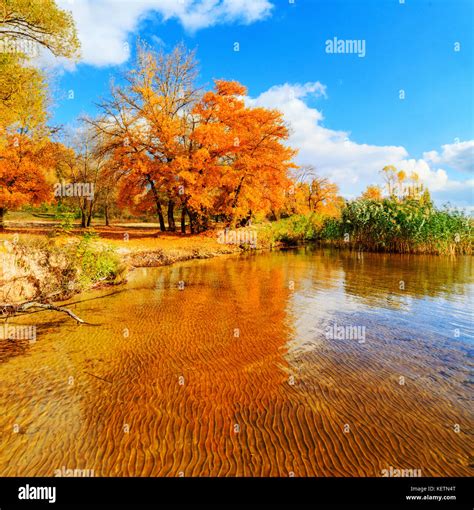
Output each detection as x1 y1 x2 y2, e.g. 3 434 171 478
156 203 166 232
86 199 94 227
229 177 245 226
188 209 195 234
167 199 176 232
0 207 5 230
200 208 209 231
232 177 245 209
147 175 166 232
104 204 110 227
240 210 253 227
181 207 186 234
80 210 86 228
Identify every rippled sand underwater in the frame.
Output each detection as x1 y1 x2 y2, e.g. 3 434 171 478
0 248 472 476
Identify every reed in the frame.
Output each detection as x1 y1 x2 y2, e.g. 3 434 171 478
261 199 473 255
325 199 472 255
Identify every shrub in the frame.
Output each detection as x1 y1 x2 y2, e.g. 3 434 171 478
259 214 324 246
74 232 122 288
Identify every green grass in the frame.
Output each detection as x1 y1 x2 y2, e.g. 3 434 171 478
258 214 324 246
74 232 124 288
333 199 472 255
258 200 472 255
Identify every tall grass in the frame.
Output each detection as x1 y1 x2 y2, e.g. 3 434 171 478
260 200 473 255
333 199 472 255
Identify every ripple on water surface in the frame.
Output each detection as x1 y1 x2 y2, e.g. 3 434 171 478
0 248 472 476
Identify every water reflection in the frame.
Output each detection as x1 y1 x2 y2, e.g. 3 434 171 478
0 248 472 477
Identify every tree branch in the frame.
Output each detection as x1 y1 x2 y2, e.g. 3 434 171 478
1 301 88 324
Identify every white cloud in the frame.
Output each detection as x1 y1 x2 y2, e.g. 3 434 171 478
249 82 474 208
56 0 273 66
393 159 448 192
392 153 473 208
423 140 474 173
249 82 407 197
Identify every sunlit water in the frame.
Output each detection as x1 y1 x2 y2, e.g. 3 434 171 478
0 247 472 476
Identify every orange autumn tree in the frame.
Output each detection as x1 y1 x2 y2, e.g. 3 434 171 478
0 0 80 228
306 177 342 216
361 184 383 201
91 43 201 232
0 58 51 229
0 132 63 228
283 165 343 218
93 45 297 232
113 149 168 224
190 80 296 227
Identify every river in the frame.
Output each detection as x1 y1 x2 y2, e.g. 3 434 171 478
0 247 472 476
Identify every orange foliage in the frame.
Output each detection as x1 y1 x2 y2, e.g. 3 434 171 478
361 185 383 201
190 80 296 224
98 45 298 231
0 133 62 213
284 176 343 218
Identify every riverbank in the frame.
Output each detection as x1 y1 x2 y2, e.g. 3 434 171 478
1 212 473 306
1 200 472 305
261 208 473 256
105 233 243 267
0 230 250 305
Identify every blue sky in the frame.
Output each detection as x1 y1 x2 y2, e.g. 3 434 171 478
49 0 473 208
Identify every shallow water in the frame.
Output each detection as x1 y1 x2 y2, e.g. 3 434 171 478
0 247 472 476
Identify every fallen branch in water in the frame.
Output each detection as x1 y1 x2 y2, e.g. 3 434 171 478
0 300 88 324
18 302 86 323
